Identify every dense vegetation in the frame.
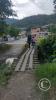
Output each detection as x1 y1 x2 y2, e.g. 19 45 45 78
0 0 14 18
9 26 21 37
0 22 20 37
48 24 56 33
0 0 16 36
37 35 56 63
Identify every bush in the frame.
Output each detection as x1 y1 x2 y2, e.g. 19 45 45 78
0 63 14 86
37 35 56 62
35 63 56 86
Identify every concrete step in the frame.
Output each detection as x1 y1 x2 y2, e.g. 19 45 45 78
15 47 40 72
28 49 34 69
15 49 28 71
33 62 40 64
21 48 32 71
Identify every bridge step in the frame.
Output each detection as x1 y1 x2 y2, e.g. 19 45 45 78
15 48 40 72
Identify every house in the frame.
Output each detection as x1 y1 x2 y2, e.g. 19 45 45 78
41 25 49 32
18 30 26 38
31 27 40 35
31 27 49 39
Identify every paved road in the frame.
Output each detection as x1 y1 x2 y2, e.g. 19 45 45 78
0 38 27 60
6 37 27 45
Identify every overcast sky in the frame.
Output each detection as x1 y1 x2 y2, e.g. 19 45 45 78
11 0 54 19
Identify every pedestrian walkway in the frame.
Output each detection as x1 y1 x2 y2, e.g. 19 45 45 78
15 48 34 72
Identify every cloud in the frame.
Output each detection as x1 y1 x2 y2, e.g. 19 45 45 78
11 0 54 19
37 0 54 14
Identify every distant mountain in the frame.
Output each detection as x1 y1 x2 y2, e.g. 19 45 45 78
5 14 56 28
5 18 18 25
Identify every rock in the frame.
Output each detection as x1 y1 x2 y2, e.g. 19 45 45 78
5 58 17 67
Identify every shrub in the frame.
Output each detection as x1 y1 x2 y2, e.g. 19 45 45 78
37 35 56 62
0 63 14 86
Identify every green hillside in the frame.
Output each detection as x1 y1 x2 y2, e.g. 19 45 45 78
6 14 56 28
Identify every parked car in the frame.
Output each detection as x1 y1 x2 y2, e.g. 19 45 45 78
2 36 8 41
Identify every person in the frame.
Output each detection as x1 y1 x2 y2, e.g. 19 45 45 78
31 35 36 48
27 34 32 48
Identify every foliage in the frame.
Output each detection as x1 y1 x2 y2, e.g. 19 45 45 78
0 23 21 37
37 35 56 62
0 20 7 36
48 24 56 34
35 63 56 86
0 0 15 18
9 26 21 37
53 0 56 13
0 63 15 86
0 64 11 85
0 0 16 36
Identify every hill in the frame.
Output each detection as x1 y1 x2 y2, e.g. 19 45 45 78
5 14 56 28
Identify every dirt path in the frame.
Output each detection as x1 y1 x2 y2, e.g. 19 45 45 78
0 72 55 100
0 72 39 100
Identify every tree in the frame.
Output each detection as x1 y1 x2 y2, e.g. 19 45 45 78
53 0 56 13
0 0 16 36
9 26 20 37
0 20 6 36
48 24 56 34
0 0 15 18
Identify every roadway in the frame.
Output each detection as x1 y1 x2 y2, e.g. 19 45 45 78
6 37 27 45
0 37 27 60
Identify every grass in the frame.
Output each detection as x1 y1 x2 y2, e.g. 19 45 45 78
0 44 11 53
35 63 56 86
0 63 15 86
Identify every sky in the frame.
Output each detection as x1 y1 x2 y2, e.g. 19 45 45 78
11 0 54 19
